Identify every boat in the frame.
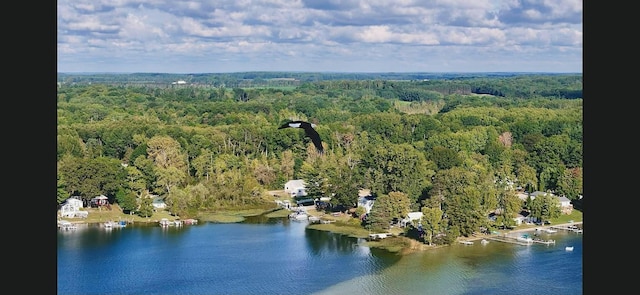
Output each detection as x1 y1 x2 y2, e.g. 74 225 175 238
565 246 574 251
369 233 391 240
308 216 321 223
535 239 556 245
183 218 198 225
103 220 126 229
516 234 533 243
159 218 172 227
481 239 489 245
544 228 557 233
460 240 474 245
289 210 309 221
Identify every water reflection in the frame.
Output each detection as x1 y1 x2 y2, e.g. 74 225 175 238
305 228 362 255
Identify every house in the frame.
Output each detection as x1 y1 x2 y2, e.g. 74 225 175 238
513 211 531 225
518 191 557 202
519 191 573 214
59 197 88 218
357 189 375 214
401 212 424 227
488 210 535 225
151 195 166 210
557 196 573 214
91 195 109 207
284 179 307 197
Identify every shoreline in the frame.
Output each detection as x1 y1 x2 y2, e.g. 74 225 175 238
457 221 584 243
59 206 582 254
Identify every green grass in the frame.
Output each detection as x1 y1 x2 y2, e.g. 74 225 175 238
549 209 583 224
61 205 179 224
264 209 291 218
307 222 370 238
61 202 282 225
366 236 412 253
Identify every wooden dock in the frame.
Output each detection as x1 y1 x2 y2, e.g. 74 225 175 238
484 235 533 246
550 222 583 233
483 235 556 246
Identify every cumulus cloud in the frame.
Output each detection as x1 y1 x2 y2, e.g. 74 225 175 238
57 0 582 73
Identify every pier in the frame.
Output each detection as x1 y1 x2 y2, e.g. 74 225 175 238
550 222 583 233
484 235 536 246
483 235 557 246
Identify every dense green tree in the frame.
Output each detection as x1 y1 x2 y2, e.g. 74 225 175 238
192 149 215 181
428 146 462 170
136 197 154 217
361 143 433 202
421 206 443 245
57 173 69 204
529 193 561 224
57 75 582 229
495 190 523 229
58 156 126 203
556 167 583 200
115 188 137 213
516 164 537 192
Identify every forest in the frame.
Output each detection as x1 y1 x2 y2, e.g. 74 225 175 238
57 72 582 244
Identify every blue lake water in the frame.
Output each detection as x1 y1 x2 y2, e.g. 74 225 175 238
57 218 582 295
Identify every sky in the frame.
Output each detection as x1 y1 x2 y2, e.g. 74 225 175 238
57 0 582 74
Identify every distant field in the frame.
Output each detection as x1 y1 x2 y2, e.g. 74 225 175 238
394 100 445 115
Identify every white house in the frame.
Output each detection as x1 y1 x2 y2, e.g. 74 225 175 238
151 195 166 209
401 212 423 227
59 197 88 218
357 189 375 214
284 179 307 197
557 196 573 214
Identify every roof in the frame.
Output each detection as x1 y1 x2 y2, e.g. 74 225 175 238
358 189 372 197
407 212 423 221
530 191 555 197
285 179 306 189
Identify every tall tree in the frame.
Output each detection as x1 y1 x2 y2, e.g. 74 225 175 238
421 206 443 245
529 193 561 224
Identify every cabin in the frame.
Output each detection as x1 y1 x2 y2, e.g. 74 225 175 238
518 191 574 214
557 196 573 214
284 179 307 197
401 212 423 227
357 189 375 214
151 195 166 210
91 195 110 208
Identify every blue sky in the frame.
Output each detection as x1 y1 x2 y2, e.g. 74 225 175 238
57 0 582 73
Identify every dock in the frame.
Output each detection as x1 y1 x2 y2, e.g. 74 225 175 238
484 235 534 246
368 233 392 240
550 222 583 233
483 235 556 246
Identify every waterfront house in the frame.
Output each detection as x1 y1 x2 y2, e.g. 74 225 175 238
557 196 573 214
357 189 375 214
285 179 307 197
91 195 110 208
401 212 423 227
151 195 166 209
59 197 88 218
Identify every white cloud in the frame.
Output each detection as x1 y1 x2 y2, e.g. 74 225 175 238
57 0 583 73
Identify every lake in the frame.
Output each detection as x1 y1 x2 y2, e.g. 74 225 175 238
57 217 582 295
